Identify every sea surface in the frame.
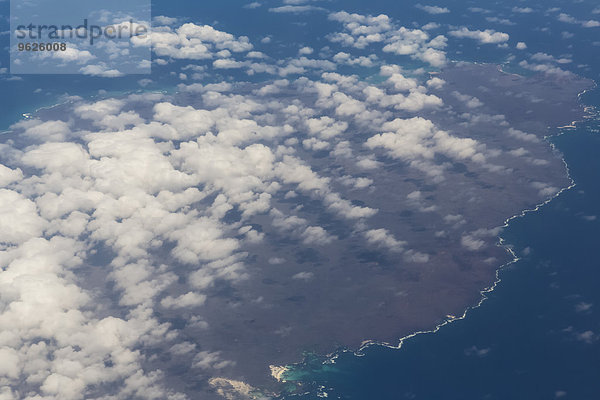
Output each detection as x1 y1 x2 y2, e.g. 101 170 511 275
276 92 600 399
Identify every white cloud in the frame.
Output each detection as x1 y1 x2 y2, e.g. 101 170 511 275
268 257 285 265
415 4 450 14
244 2 262 9
422 22 440 30
153 15 178 25
192 351 235 370
332 52 378 67
556 13 599 28
0 165 23 186
305 116 348 139
298 46 314 55
338 175 373 189
161 292 207 308
0 190 48 244
518 60 573 77
448 27 509 44
382 28 448 67
79 63 124 77
303 137 330 151
169 218 240 263
269 5 324 13
367 117 484 161
516 41 527 50
48 46 95 63
270 209 336 244
136 23 253 61
575 330 597 344
14 119 71 142
426 76 445 89
512 7 533 13
452 91 483 108
364 228 406 251
461 235 485 250
507 128 540 143
292 271 314 280
329 11 447 67
486 17 515 26
531 181 559 197
558 13 577 24
575 302 593 313
582 20 600 28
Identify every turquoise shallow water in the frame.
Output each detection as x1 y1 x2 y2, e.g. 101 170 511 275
277 96 600 399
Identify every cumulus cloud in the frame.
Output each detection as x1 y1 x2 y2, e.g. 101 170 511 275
0 189 48 244
448 27 509 44
0 165 23 186
461 235 485 250
575 330 598 344
518 60 573 77
512 7 533 14
134 23 253 60
153 15 178 25
328 11 448 67
161 292 208 308
269 5 324 13
298 46 314 55
332 52 378 67
426 76 446 89
338 175 373 189
556 13 600 28
13 119 72 142
531 181 559 197
48 46 95 63
305 116 348 139
382 28 447 67
292 271 314 280
363 228 406 251
415 4 450 14
486 16 515 26
575 302 593 313
364 117 486 180
507 127 540 143
452 91 483 108
464 345 491 357
193 351 235 370
80 64 124 77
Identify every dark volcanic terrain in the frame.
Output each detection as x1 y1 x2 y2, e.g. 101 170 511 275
1 63 593 399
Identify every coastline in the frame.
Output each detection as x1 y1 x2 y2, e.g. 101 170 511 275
271 77 599 387
0 85 175 136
